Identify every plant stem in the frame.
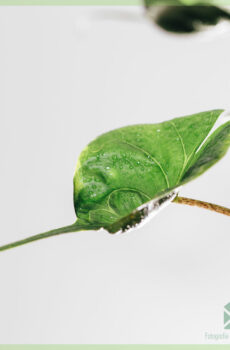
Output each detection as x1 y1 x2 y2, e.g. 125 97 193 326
173 196 230 217
0 222 98 253
1 196 229 253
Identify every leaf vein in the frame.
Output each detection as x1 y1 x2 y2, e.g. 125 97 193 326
119 140 170 188
170 121 188 181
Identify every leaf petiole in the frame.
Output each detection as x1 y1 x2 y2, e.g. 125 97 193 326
173 196 230 217
0 222 99 253
1 196 229 253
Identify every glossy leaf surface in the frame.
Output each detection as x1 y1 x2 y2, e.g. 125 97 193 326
74 110 230 231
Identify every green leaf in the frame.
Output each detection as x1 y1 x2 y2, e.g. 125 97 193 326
1 109 230 252
145 2 230 33
74 109 230 232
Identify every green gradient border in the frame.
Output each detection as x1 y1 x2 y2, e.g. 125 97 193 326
0 0 142 4
0 346 230 349
0 0 230 5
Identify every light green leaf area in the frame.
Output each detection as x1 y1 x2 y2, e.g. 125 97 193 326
74 110 230 231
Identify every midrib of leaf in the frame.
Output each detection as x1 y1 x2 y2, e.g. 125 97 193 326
178 111 221 180
170 121 188 183
170 112 221 183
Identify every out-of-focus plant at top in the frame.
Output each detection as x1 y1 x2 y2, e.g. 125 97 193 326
144 0 230 33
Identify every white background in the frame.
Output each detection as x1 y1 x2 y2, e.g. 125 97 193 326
0 5 230 344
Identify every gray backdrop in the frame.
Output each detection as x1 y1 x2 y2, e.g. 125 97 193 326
0 5 230 344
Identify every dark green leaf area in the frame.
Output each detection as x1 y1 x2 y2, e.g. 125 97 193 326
148 5 230 33
183 122 230 182
73 110 230 228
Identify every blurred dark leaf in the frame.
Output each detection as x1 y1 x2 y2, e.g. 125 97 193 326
145 1 230 33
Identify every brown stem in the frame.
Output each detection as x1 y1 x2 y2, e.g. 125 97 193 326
173 196 230 217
